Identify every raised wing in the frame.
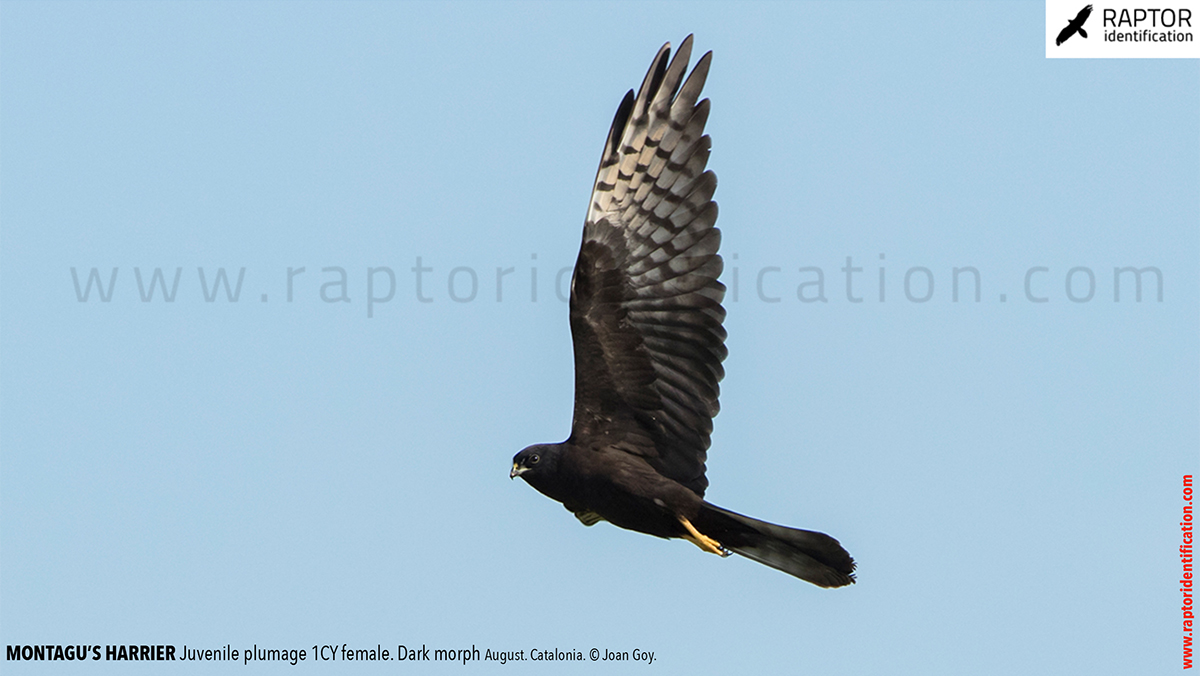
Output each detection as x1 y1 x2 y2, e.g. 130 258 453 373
568 36 725 497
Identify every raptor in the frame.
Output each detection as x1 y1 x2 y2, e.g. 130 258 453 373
511 36 855 588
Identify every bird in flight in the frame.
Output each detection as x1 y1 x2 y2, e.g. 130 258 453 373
1056 4 1093 46
510 36 855 588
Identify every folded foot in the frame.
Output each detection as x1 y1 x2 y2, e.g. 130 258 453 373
678 516 731 557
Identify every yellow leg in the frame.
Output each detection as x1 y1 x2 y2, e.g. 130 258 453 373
678 516 731 557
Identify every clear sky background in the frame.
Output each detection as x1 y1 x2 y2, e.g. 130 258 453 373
2 2 1197 674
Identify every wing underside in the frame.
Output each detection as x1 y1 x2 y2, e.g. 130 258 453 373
568 36 726 497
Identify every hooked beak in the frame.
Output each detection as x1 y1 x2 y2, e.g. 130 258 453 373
510 462 528 479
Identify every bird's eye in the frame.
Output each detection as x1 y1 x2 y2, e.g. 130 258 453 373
529 454 540 465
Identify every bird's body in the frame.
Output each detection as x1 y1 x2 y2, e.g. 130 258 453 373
512 36 856 588
519 442 704 538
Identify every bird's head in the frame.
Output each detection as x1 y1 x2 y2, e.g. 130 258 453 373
510 443 561 483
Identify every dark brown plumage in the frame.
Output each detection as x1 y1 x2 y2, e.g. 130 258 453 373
511 36 855 588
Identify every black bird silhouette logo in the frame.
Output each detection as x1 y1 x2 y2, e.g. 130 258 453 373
1057 4 1094 45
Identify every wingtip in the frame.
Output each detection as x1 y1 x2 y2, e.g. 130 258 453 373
634 41 673 117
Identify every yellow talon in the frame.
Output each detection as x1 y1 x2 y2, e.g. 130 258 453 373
678 516 730 557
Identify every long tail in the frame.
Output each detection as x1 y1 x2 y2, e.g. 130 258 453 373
694 502 856 588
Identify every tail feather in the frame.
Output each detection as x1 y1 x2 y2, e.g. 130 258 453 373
695 503 856 588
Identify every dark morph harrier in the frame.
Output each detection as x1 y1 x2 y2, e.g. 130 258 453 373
1056 4 1093 46
510 36 855 588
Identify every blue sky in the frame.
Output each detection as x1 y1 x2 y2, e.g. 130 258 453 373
2 2 1197 674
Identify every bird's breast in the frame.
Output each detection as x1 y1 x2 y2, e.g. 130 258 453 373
556 446 702 538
